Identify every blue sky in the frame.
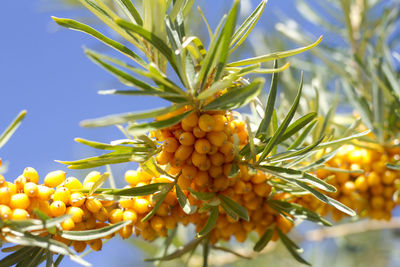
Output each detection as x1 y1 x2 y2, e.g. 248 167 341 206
0 1 321 266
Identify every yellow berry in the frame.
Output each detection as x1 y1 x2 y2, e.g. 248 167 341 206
193 127 206 138
50 201 67 217
84 171 101 184
6 182 17 195
182 165 198 179
174 145 193 161
87 239 102 251
44 170 66 188
207 131 227 147
61 218 75 230
182 112 199 128
70 192 85 207
14 175 27 191
194 139 211 154
109 208 123 224
212 115 227 132
85 198 103 213
150 216 165 232
367 172 380 187
11 208 29 220
10 193 30 209
179 132 195 146
156 150 174 165
23 167 39 184
23 182 38 197
163 137 179 153
0 204 12 220
0 175 5 187
119 225 133 239
67 207 85 223
93 207 108 222
133 198 149 214
53 187 71 204
123 209 138 224
64 177 83 190
120 197 135 209
0 187 11 205
37 185 55 201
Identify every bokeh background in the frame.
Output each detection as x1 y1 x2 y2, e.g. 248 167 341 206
1 0 400 266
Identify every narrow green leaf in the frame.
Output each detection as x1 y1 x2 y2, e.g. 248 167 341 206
288 120 317 150
52 17 146 67
118 0 143 25
0 110 26 149
197 206 219 237
228 36 323 66
142 184 174 222
256 60 279 136
176 184 197 214
253 228 273 252
61 220 131 241
218 194 249 221
128 110 193 136
203 78 264 111
277 229 310 266
187 188 215 201
144 237 203 261
227 163 240 178
89 172 109 195
0 246 36 267
387 163 400 170
258 74 303 162
97 183 168 196
212 245 251 259
280 113 317 143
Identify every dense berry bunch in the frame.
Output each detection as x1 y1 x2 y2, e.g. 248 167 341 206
0 168 124 253
298 145 400 221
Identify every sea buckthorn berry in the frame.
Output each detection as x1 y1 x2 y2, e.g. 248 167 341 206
84 217 97 229
233 120 245 132
181 121 193 132
173 129 184 139
198 114 215 132
84 171 101 184
53 187 71 204
237 130 248 144
0 174 5 187
209 165 222 178
212 115 227 132
73 241 87 253
133 198 149 214
123 209 138 224
194 171 209 187
367 172 380 187
120 197 135 209
124 170 140 185
179 132 195 146
12 208 29 220
156 150 174 165
193 127 206 138
14 176 27 191
371 196 385 209
198 158 211 171
382 170 396 185
219 142 234 157
23 167 39 184
50 201 66 217
0 187 11 205
85 198 103 213
23 182 38 197
64 177 83 190
191 151 207 167
150 216 165 232
38 200 51 215
70 192 85 207
251 172 268 184
37 185 54 201
277 215 293 234
119 225 133 239
67 207 85 223
194 139 211 154
372 161 386 173
342 181 356 195
109 208 123 224
175 145 194 161
163 137 179 153
0 205 12 220
254 183 269 197
87 239 102 251
209 152 224 166
93 207 108 222
182 165 198 179
10 193 30 209
182 112 199 128
6 182 17 195
370 184 383 195
137 168 155 181
208 145 219 155
207 131 227 147
44 170 66 188
354 175 368 192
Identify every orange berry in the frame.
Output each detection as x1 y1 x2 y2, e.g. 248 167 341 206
11 208 29 220
194 171 209 187
133 198 150 214
198 114 215 132
24 182 38 197
87 239 102 251
254 183 269 197
23 167 39 184
354 175 368 192
124 170 140 185
342 181 356 195
209 152 224 166
73 241 87 253
182 165 198 179
219 142 234 157
382 170 396 185
367 172 380 187
156 150 174 165
182 112 199 128
109 208 123 224
150 216 165 232
208 145 219 155
0 187 11 205
194 139 211 154
209 165 222 178
212 115 227 132
175 145 194 162
207 131 227 147
191 151 207 167
193 127 206 138
179 132 195 146
10 193 30 209
119 225 133 239
85 198 103 213
371 196 385 209
120 197 135 209
123 209 138 224
0 175 5 187
93 207 108 222
44 170 66 188
14 175 27 191
50 201 67 217
163 137 179 153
